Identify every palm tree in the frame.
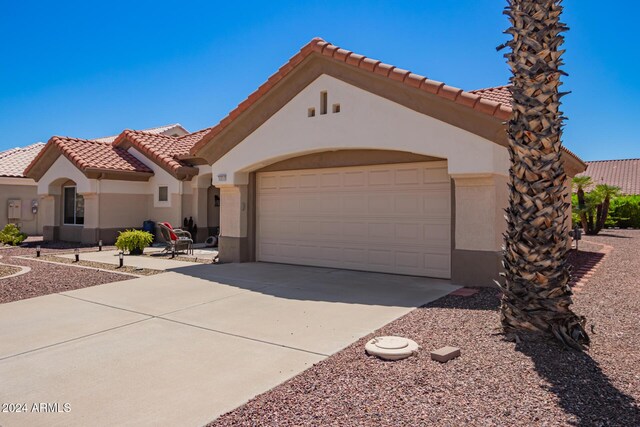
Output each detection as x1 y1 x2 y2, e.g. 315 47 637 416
593 184 621 234
499 0 589 350
572 175 592 231
572 178 621 235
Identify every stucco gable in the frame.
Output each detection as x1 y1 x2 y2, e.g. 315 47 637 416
209 74 510 186
192 38 585 177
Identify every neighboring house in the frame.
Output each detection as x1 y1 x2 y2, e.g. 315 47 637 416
0 143 45 234
576 158 640 195
24 125 219 244
25 38 586 286
92 123 189 143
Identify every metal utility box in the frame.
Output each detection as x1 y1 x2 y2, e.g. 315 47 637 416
8 200 22 219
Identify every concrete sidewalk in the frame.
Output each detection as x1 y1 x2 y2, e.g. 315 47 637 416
58 249 199 270
0 263 458 426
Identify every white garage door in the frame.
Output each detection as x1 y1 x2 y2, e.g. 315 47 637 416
256 161 451 278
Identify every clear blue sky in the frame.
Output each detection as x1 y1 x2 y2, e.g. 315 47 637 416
1 0 638 161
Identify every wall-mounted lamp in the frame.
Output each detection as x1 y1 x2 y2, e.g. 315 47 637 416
217 173 227 182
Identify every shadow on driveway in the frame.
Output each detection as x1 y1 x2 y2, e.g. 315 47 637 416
167 262 458 308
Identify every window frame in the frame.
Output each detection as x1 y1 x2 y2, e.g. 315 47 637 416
62 185 84 226
158 185 169 202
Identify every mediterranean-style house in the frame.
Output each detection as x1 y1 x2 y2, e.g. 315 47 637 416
23 38 587 286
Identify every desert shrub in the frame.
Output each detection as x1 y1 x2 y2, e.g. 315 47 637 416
115 229 153 254
0 223 27 246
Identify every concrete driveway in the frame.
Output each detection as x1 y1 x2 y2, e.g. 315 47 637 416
0 262 458 427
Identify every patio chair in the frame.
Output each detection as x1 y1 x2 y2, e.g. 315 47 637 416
157 222 193 255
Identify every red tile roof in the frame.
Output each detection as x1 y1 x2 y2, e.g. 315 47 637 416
577 159 640 195
0 143 45 178
113 127 211 176
190 38 514 155
188 38 585 171
470 85 512 105
24 137 153 177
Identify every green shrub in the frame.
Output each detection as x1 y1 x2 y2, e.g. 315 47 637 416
115 229 153 254
572 194 640 229
0 223 27 246
607 195 640 228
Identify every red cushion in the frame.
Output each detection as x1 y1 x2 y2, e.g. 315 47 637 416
161 222 178 241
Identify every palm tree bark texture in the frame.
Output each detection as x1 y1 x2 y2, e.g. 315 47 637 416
498 0 589 350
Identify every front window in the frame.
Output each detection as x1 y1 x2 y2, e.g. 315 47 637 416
63 186 84 225
158 186 169 202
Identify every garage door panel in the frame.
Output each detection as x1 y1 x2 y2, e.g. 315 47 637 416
257 162 451 278
423 167 450 183
368 195 394 214
396 251 422 268
344 171 366 187
395 167 421 185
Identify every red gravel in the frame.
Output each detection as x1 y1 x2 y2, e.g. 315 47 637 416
211 230 640 427
0 244 131 304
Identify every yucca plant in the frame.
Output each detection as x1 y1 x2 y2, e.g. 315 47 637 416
499 0 589 350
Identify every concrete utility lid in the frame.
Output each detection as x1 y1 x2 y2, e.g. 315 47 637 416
365 336 419 361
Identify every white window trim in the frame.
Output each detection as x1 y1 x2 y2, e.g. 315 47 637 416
62 185 84 226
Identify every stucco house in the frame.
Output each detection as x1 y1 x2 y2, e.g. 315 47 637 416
0 143 45 234
22 123 220 243
24 38 586 286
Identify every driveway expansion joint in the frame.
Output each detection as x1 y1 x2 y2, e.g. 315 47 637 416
59 289 330 357
0 317 150 362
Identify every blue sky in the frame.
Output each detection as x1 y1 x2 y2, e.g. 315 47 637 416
1 0 638 161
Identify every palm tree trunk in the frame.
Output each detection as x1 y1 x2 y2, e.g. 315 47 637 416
577 188 589 231
596 196 611 233
499 0 589 350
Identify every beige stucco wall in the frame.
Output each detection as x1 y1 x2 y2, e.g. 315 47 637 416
0 178 42 235
452 174 508 252
99 193 150 228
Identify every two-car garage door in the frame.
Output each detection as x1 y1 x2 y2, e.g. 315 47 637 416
256 162 451 278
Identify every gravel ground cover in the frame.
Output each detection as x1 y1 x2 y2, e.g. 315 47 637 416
211 230 640 427
0 244 133 304
0 264 21 278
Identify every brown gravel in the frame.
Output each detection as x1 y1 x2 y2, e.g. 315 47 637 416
0 244 133 304
0 264 22 278
211 230 640 427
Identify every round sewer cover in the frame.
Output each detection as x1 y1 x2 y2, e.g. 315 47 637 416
365 336 419 361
